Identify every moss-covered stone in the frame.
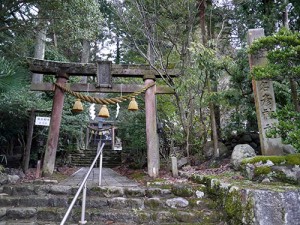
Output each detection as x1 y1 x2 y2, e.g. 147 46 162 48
172 210 198 223
189 175 255 225
273 170 299 185
285 154 300 165
144 198 164 209
136 211 151 223
242 154 300 166
171 185 194 197
254 166 272 176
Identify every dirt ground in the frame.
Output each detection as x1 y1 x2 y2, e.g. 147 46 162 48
113 157 236 185
21 166 79 183
20 157 236 185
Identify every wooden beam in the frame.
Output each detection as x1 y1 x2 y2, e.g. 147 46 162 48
27 58 179 78
30 82 175 94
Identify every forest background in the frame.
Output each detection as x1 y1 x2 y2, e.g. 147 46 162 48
1 0 300 170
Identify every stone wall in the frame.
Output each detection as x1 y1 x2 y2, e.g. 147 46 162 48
224 132 261 155
181 172 300 225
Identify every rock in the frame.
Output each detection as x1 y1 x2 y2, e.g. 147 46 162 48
261 178 271 183
245 163 255 180
7 175 19 184
231 138 238 143
283 144 296 155
249 142 258 149
182 165 192 171
239 134 252 143
250 132 260 141
229 186 239 193
0 208 6 217
231 144 256 170
0 174 8 185
177 157 188 168
265 160 274 167
203 141 228 159
196 190 204 198
166 197 189 208
5 168 25 178
272 166 299 183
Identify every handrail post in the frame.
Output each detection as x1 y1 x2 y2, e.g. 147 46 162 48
99 150 103 186
79 182 87 224
60 142 105 225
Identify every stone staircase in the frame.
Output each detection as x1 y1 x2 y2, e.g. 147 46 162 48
70 146 121 168
0 183 224 225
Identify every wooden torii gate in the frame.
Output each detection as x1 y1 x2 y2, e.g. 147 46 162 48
28 58 177 178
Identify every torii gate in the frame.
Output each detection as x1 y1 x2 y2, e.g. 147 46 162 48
28 58 177 178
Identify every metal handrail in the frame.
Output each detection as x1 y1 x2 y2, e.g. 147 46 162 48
60 142 105 225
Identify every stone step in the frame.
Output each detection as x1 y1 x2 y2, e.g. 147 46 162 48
1 185 175 198
0 194 213 212
0 195 145 209
0 206 217 224
70 150 121 167
0 184 223 224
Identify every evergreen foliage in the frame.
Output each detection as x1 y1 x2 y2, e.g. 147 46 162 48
267 105 300 151
249 28 300 80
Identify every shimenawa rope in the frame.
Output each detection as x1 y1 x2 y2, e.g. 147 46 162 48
54 82 155 105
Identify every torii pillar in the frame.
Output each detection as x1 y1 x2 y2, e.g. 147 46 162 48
144 74 159 177
42 71 69 176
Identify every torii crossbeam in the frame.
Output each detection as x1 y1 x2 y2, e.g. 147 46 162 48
28 58 177 178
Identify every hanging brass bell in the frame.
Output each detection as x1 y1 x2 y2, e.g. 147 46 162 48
72 99 83 113
128 97 138 111
99 105 110 118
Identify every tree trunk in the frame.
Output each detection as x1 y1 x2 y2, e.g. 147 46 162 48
283 0 299 112
116 33 121 64
200 0 219 157
208 78 219 157
22 108 35 173
80 40 90 83
199 0 206 45
32 21 47 84
290 79 300 112
212 77 221 138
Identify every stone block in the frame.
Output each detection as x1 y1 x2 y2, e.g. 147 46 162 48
166 197 189 208
144 197 164 209
6 207 36 220
124 187 145 197
49 185 72 195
